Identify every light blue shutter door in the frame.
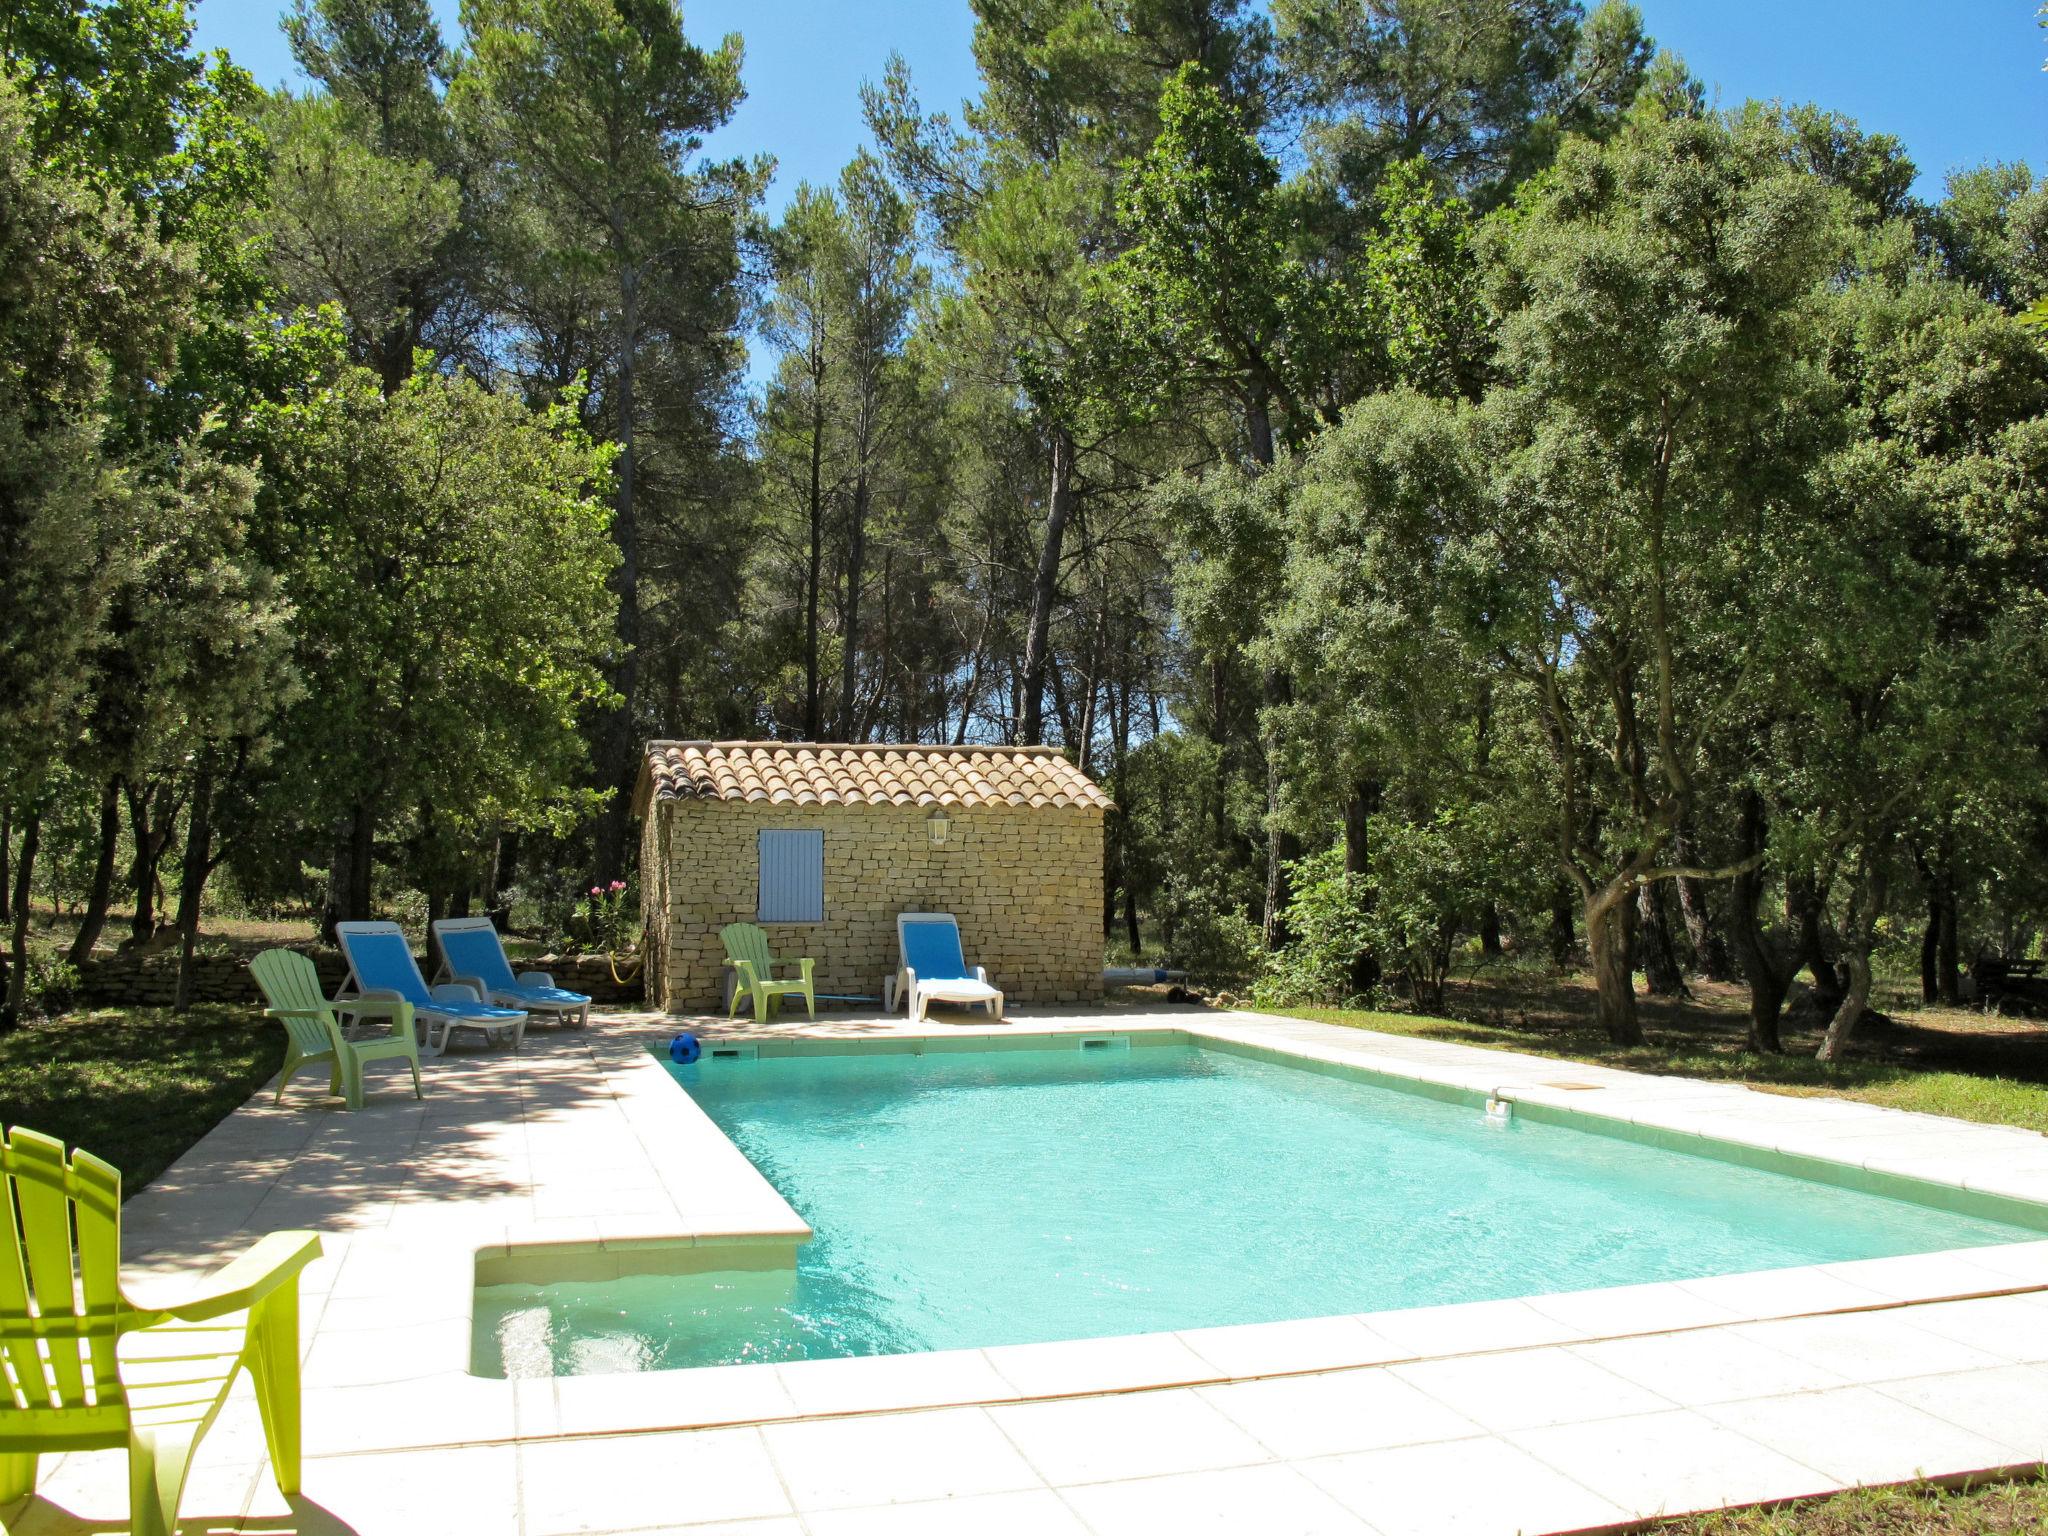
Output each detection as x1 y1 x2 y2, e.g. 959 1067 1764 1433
757 830 824 923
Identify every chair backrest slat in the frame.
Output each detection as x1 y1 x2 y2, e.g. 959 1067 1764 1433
0 1129 125 1414
899 914 969 981
439 927 515 991
337 924 432 1005
250 950 340 1057
70 1146 124 1402
720 923 774 974
0 1145 45 1410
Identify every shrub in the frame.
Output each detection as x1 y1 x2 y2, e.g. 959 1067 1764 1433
17 945 79 1019
1158 875 1263 984
1254 848 1374 1007
573 879 636 955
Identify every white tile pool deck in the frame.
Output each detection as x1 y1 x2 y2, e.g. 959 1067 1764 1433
9 1004 2048 1536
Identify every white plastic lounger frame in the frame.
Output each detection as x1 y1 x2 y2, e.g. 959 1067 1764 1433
334 920 528 1057
895 911 1004 1024
431 916 592 1030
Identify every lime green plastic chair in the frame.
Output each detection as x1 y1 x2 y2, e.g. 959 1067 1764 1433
720 922 816 1020
251 948 422 1111
0 1127 321 1536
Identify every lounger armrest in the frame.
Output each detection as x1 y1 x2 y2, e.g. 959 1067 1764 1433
159 1231 324 1322
431 982 481 1004
517 969 555 988
796 959 815 983
345 996 416 1027
900 967 916 1006
975 966 990 985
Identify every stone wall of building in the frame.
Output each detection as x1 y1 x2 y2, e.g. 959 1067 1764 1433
649 801 1105 1012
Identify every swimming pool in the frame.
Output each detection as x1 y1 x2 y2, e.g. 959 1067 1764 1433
473 1040 2041 1377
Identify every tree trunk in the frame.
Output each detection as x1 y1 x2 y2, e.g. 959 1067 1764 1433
1920 901 1939 1003
591 258 643 884
804 377 826 740
1792 873 1844 1008
66 778 122 968
1675 872 1729 979
1246 388 1276 467
172 767 215 1014
2 812 41 1029
1260 668 1298 950
321 801 376 940
1479 907 1503 958
1547 883 1575 968
0 803 10 926
1816 948 1875 1063
1936 890 1960 1005
1585 885 1643 1046
125 781 178 947
1727 796 1791 1053
1343 781 1381 997
1019 427 1075 746
1817 867 1886 1063
1636 879 1686 997
839 467 869 739
488 832 518 930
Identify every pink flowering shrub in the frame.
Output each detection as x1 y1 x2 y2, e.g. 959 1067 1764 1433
573 878 635 955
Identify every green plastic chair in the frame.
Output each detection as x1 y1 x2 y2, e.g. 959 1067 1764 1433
251 948 423 1111
0 1127 321 1536
720 923 816 1020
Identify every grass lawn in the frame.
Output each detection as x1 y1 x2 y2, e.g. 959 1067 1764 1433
1263 971 2048 1135
1649 1476 2048 1534
0 1004 282 1193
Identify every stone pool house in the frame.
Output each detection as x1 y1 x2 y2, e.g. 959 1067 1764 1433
635 740 1112 1013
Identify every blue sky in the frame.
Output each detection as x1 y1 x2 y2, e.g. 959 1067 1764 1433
195 0 2043 211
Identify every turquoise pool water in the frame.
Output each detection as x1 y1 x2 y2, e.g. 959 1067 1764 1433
473 1043 2038 1377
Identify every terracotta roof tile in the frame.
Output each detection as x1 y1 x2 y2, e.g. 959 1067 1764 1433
643 741 1113 812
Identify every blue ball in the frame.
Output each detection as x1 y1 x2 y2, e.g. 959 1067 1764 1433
668 1032 701 1064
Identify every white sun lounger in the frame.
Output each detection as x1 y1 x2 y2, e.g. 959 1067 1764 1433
895 912 1004 1023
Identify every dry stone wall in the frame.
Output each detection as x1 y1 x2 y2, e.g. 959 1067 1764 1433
650 801 1105 1012
75 945 643 1008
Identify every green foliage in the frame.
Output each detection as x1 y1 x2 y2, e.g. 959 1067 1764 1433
1935 161 2047 311
1275 0 1652 207
252 366 621 887
1156 876 1264 984
1255 847 1371 1005
1094 62 1344 451
0 73 197 808
285 0 449 158
1261 806 1536 1009
572 877 634 953
258 92 463 379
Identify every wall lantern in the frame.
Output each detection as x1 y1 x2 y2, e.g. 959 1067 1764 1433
927 807 953 846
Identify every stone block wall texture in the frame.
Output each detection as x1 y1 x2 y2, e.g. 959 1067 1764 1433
645 801 1105 1012
75 945 643 1008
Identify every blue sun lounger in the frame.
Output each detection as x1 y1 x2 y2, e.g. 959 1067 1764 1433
895 912 1004 1023
335 921 528 1057
432 916 592 1029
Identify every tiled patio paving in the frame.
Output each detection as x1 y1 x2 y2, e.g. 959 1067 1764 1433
7 1005 2048 1535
